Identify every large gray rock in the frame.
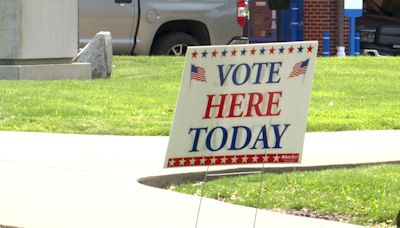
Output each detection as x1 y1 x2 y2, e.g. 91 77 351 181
74 31 113 79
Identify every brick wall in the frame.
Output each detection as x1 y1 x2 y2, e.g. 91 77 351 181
304 0 349 56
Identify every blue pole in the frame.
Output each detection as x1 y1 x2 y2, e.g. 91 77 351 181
323 32 330 57
355 32 360 56
349 16 356 56
291 3 299 41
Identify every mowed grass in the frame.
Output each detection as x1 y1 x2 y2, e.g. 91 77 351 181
309 57 400 131
0 56 399 135
0 57 181 135
171 164 400 226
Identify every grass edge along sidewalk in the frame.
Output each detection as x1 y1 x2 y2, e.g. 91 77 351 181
170 164 400 226
0 56 399 135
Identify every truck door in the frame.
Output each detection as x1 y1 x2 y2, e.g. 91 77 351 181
79 0 138 55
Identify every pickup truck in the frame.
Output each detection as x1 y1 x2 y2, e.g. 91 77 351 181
357 0 400 56
79 0 247 56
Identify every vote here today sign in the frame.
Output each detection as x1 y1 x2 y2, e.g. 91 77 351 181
164 41 318 168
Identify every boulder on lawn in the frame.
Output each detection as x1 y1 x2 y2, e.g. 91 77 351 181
74 31 113 79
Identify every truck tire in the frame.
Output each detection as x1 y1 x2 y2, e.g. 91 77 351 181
151 32 200 56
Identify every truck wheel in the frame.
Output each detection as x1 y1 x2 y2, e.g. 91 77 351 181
151 32 200 56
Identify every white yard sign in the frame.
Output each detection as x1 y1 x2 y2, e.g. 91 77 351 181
164 41 318 168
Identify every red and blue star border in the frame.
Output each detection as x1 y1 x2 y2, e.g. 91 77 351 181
190 45 315 59
167 153 300 168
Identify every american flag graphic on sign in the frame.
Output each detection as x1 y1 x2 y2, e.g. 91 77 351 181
191 64 207 82
289 59 309 78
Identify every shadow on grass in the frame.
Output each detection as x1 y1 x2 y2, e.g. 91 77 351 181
138 160 400 189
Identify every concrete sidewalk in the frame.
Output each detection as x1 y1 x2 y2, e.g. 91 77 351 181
0 130 399 228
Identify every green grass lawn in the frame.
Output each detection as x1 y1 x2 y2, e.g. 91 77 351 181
0 56 399 135
171 164 400 226
309 57 400 132
0 57 181 135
